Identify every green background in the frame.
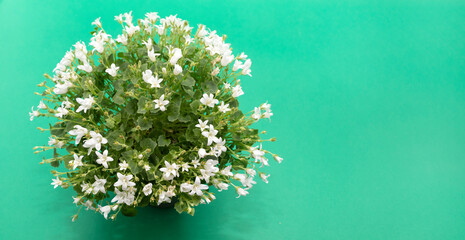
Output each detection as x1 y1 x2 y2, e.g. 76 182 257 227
1 0 465 239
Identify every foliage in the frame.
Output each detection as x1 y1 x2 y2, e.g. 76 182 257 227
30 12 282 220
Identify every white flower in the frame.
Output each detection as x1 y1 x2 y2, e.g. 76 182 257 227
246 168 256 177
84 200 95 210
62 97 73 108
148 48 160 61
260 102 273 120
53 81 73 94
38 100 47 109
202 124 218 146
76 96 95 113
91 17 101 27
173 64 182 75
237 52 248 60
157 186 176 205
48 137 58 146
119 160 129 171
105 63 119 77
70 153 84 170
199 159 219 183
211 67 220 76
56 141 65 148
156 24 166 35
235 173 256 189
221 52 235 66
252 107 262 120
72 196 82 205
92 175 107 194
99 205 111 219
250 145 268 167
195 119 209 131
184 35 193 45
197 24 208 38
125 24 140 36
198 148 207 158
241 59 252 76
69 125 88 145
55 105 69 118
191 158 200 168
114 14 123 23
263 110 273 120
83 131 108 155
77 61 93 73
142 183 152 196
90 37 105 53
29 107 40 121
144 164 151 171
169 48 182 65
220 166 233 177
123 11 133 25
95 150 114 168
232 60 242 71
142 69 153 82
51 176 62 189
114 173 136 190
260 173 270 183
143 183 153 196
111 186 136 205
181 163 190 172
180 182 192 193
218 102 231 113
236 187 249 198
142 70 163 88
153 94 169 111
116 34 128 45
189 177 209 196
212 138 227 156
216 182 229 191
200 93 219 107
274 155 283 164
81 183 92 195
232 85 244 98
224 83 231 89
142 38 153 50
159 161 179 180
146 12 159 22
74 41 88 62
260 102 271 112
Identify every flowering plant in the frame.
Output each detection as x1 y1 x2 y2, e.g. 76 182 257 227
30 12 282 220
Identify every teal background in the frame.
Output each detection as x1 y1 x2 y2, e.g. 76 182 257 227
1 0 465 239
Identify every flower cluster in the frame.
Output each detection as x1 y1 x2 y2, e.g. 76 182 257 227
30 12 282 220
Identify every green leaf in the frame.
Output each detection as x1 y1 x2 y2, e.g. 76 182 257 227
107 130 125 151
182 86 195 97
181 75 195 88
121 206 138 217
50 123 65 137
229 98 239 108
230 110 244 122
190 100 200 111
140 138 157 151
122 150 141 174
137 116 152 130
123 100 136 116
167 94 181 122
113 90 126 105
137 96 149 114
174 201 187 214
202 79 218 94
157 135 171 147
